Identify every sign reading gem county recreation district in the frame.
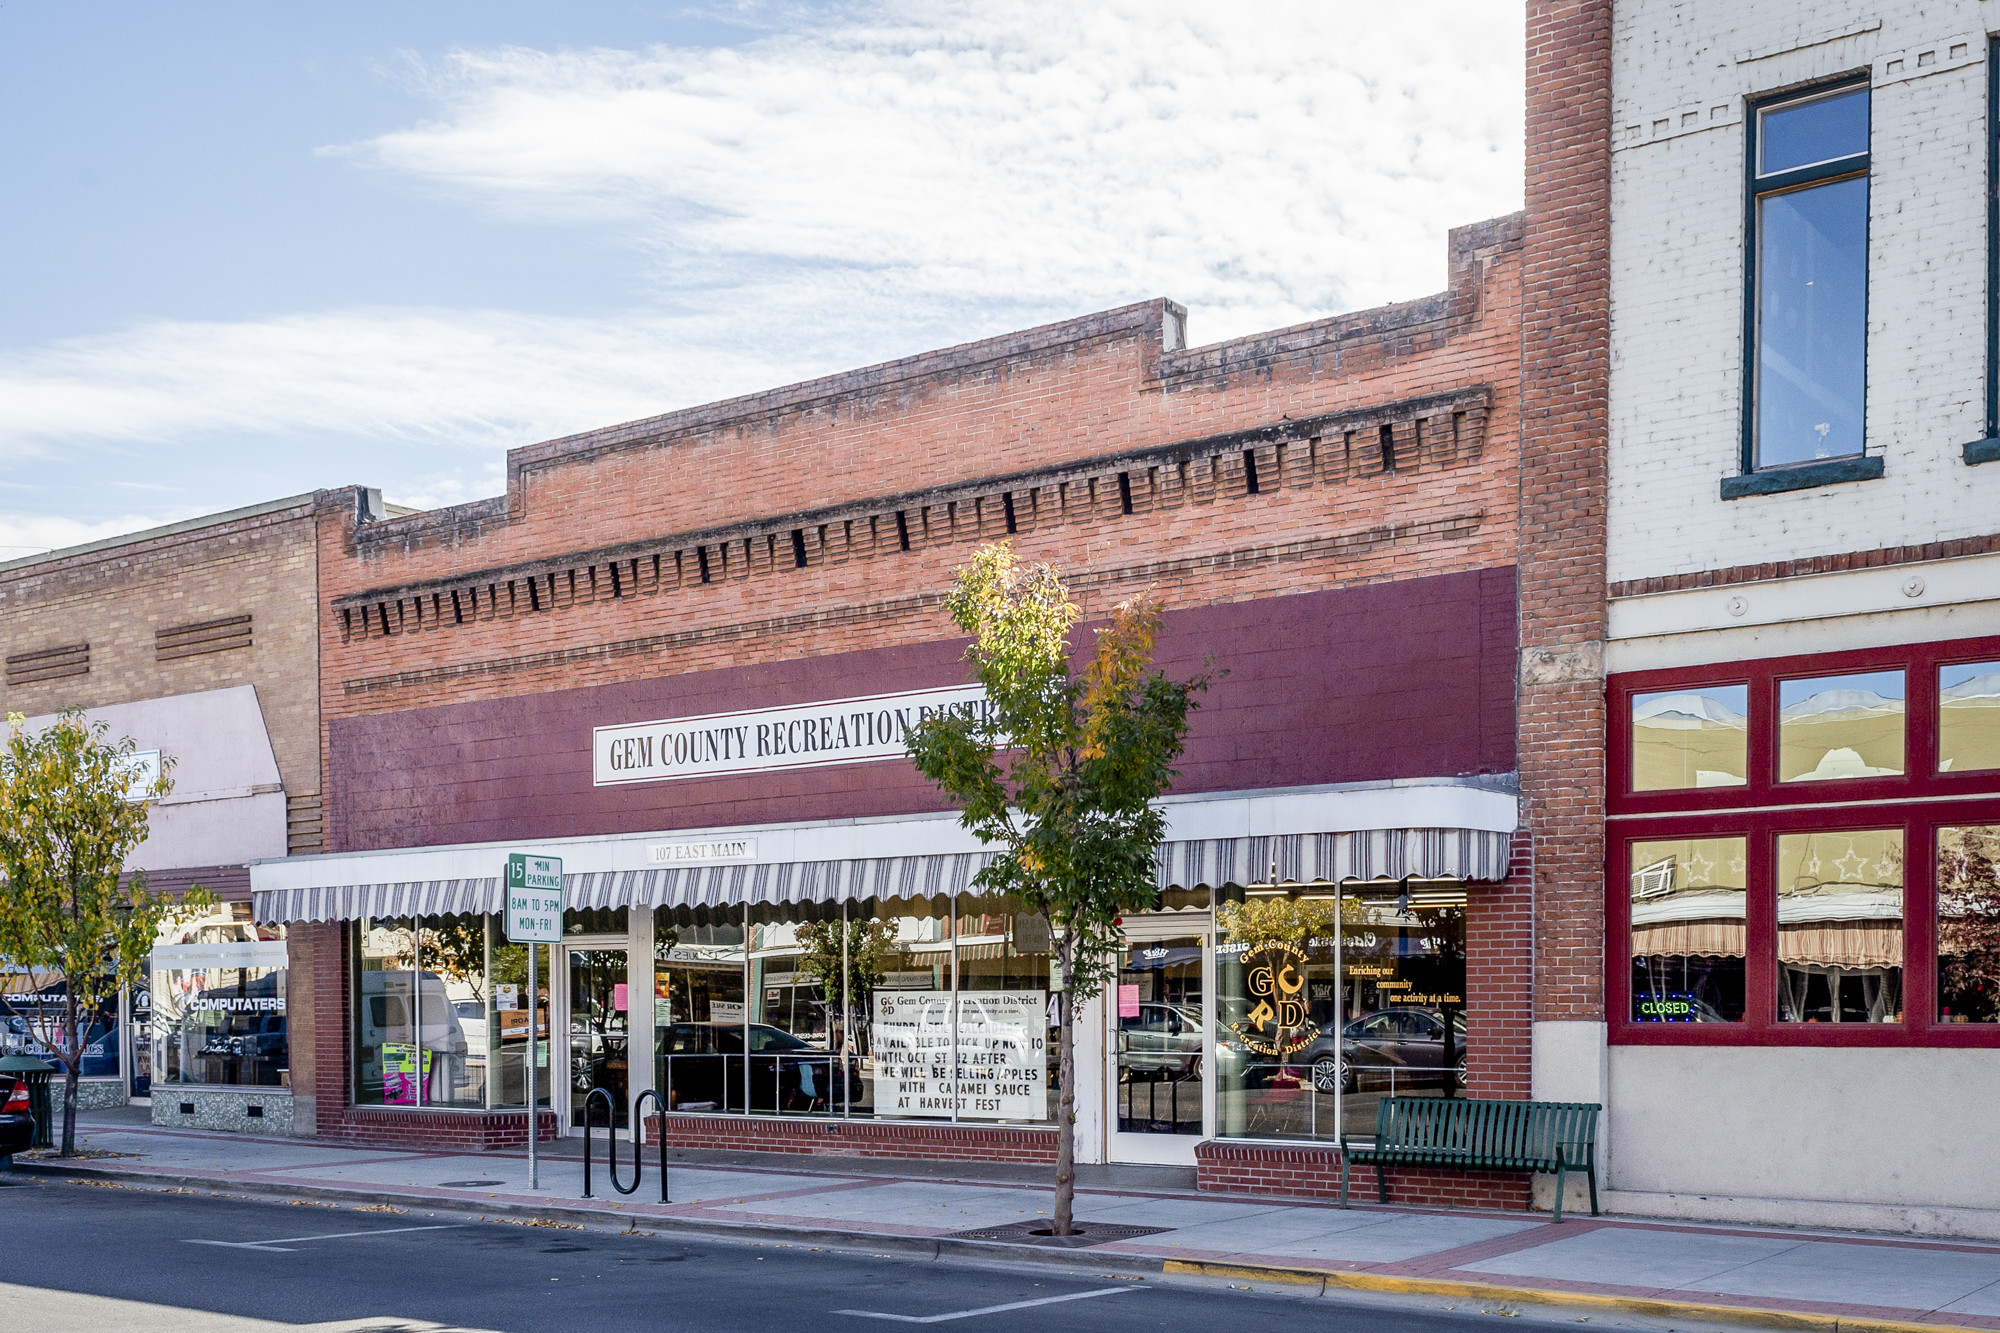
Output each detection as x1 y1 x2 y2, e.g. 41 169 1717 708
504 853 564 943
592 685 990 787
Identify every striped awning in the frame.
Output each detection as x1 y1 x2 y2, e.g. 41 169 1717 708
253 827 1510 925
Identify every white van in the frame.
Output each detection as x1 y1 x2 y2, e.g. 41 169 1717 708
358 969 470 1103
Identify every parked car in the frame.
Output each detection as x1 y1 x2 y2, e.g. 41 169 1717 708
1299 1007 1467 1094
1 1070 35 1161
1116 1002 1205 1079
657 1022 857 1112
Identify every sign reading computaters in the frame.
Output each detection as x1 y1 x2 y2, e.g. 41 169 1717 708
593 685 991 786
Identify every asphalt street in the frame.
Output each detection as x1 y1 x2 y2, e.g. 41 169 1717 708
0 1174 1598 1333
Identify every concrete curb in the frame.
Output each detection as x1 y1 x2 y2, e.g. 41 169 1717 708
9 1159 1167 1278
1163 1260 1996 1333
16 1160 1995 1333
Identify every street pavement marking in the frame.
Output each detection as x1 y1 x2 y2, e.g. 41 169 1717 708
833 1286 1140 1323
185 1224 464 1253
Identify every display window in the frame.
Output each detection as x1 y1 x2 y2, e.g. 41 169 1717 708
0 973 119 1077
652 899 1052 1124
1936 825 2000 1022
353 915 548 1111
1215 885 1465 1145
1628 836 1747 1023
1611 639 2000 1049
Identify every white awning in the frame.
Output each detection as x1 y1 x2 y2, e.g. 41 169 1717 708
251 779 1515 925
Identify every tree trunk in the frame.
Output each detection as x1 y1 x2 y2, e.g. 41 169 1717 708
60 994 80 1157
1053 943 1076 1236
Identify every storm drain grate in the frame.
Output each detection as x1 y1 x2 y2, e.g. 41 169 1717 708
943 1219 1172 1249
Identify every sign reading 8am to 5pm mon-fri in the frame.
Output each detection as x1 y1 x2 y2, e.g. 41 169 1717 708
504 853 563 943
592 685 991 786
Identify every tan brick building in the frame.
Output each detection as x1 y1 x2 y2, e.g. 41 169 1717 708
0 491 370 1133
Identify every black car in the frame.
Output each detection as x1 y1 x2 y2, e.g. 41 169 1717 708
657 1022 859 1113
1 1070 35 1162
1299 1007 1467 1094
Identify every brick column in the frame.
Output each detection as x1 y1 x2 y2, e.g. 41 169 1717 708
1516 0 1613 1205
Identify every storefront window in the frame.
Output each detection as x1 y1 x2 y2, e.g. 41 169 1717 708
1629 836 1747 1023
1632 685 1748 790
1776 829 1904 1023
1778 670 1905 782
1939 663 2000 774
654 917 747 1113
354 915 544 1109
1936 825 2000 1022
150 935 289 1087
419 915 491 1109
1217 886 1465 1144
650 899 1052 1124
0 975 119 1076
954 901 1054 1125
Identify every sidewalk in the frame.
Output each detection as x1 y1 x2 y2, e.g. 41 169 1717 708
18 1112 2000 1333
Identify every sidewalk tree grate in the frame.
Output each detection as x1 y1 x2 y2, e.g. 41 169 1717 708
944 1220 1172 1248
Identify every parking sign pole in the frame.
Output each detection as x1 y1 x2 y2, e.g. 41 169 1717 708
527 938 539 1190
506 851 563 1194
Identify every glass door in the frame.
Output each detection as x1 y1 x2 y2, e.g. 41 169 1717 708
1106 927 1211 1165
562 943 630 1132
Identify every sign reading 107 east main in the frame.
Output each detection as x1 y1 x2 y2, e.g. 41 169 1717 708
504 853 564 943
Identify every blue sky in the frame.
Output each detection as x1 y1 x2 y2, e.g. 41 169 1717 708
0 2 1524 557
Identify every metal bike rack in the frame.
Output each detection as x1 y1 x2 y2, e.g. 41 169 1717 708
582 1087 669 1203
636 1089 668 1203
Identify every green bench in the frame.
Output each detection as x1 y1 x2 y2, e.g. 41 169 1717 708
1340 1096 1601 1222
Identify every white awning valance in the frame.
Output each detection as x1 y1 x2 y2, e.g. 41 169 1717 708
251 780 1516 925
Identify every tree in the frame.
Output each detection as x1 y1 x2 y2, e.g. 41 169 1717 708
0 710 214 1155
906 543 1214 1236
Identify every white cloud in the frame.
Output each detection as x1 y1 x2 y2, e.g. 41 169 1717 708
0 511 189 561
1 1 1524 539
356 1 1524 331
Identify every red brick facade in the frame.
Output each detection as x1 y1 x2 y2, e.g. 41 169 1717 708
288 144 1579 1199
1517 0 1613 1027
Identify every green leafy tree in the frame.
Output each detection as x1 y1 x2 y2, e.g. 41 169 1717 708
0 710 214 1155
906 544 1214 1235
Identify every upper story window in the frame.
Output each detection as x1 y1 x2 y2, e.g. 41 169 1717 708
1777 669 1905 782
1748 83 1871 472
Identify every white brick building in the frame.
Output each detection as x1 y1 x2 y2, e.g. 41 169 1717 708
1602 0 2000 1236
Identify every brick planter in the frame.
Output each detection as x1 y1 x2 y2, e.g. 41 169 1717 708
1195 1138 1531 1211
322 1108 560 1151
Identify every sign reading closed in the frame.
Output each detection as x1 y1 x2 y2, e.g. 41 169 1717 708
593 685 990 786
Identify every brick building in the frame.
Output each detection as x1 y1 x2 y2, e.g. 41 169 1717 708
252 206 1561 1196
0 493 353 1132
1599 0 2000 1236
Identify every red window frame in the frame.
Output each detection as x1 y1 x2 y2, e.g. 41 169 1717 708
1607 636 2000 1048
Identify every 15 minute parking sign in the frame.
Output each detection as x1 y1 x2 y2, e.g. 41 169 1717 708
504 853 564 943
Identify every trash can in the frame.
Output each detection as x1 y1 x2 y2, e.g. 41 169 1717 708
0 1054 56 1151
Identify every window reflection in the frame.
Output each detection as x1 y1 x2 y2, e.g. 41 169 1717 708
1939 663 2000 774
1758 87 1869 174
1216 887 1465 1145
1629 837 1747 1022
1778 670 1905 781
1936 826 2000 1023
1632 686 1748 790
1776 830 1904 1023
